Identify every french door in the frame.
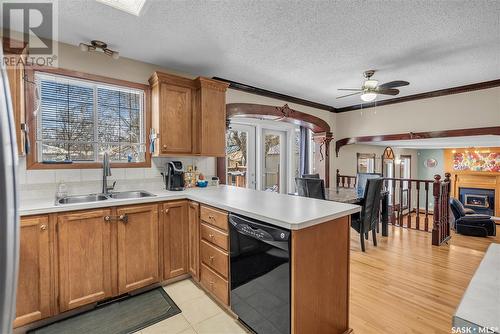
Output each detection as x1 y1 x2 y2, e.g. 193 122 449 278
261 130 286 193
226 124 256 189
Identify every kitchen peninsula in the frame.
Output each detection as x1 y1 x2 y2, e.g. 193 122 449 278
18 185 359 334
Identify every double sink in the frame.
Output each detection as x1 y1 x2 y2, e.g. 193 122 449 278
57 190 156 205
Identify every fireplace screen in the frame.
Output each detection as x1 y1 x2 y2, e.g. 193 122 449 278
459 187 495 216
463 194 490 208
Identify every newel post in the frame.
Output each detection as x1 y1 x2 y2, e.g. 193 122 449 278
312 132 333 188
432 174 441 246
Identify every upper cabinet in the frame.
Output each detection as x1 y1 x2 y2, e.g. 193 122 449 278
3 37 28 156
149 72 229 157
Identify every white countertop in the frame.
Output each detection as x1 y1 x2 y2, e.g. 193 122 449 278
20 185 360 230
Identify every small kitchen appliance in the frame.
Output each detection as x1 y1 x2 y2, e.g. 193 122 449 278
165 161 185 191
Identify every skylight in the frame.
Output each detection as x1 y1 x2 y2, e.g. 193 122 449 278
96 0 146 16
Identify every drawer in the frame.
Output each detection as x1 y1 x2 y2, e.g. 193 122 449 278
201 222 229 251
200 206 228 231
200 240 228 278
200 263 229 305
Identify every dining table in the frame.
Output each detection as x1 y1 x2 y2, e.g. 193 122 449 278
320 187 390 237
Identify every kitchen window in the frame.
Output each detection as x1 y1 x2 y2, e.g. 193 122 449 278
31 70 150 168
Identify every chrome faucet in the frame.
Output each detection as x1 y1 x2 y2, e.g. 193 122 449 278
102 152 116 195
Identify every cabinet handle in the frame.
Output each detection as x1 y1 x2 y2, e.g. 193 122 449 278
119 214 128 224
162 144 167 149
40 224 47 231
104 216 110 222
208 234 214 239
208 215 215 220
209 256 214 263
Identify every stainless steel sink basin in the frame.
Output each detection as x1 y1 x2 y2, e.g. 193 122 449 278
107 190 156 199
58 194 108 205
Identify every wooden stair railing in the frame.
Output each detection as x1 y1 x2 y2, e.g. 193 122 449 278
336 169 357 188
432 173 452 246
336 170 453 236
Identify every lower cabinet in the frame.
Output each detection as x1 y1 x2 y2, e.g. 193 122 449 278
15 216 51 327
116 204 159 294
199 205 230 306
188 201 200 280
56 209 113 312
16 201 231 328
162 201 189 279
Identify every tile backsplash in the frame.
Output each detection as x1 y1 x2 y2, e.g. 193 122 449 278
18 156 216 199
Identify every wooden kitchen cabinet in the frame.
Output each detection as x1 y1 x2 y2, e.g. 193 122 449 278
193 77 229 156
116 204 159 294
188 201 200 280
149 72 229 157
56 209 113 312
15 216 51 327
3 38 27 156
161 201 189 279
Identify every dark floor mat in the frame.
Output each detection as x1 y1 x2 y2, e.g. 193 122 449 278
29 287 181 334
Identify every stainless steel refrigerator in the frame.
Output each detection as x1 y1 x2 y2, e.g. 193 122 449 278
0 45 20 334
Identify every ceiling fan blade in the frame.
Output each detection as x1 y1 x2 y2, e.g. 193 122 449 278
376 88 400 96
378 80 409 89
337 88 363 91
337 92 362 99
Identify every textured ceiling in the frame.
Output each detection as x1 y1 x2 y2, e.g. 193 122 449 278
28 1 500 108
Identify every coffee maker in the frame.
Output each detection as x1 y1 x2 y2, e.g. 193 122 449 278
165 161 185 191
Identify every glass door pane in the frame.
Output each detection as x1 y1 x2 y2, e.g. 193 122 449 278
262 130 285 193
226 124 256 189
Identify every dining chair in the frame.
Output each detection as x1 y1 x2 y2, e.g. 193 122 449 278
301 173 320 179
295 177 326 200
351 177 384 252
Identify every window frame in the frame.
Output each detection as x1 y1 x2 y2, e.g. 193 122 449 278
26 66 151 170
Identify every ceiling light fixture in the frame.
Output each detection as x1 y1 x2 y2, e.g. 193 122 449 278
96 0 147 16
79 40 120 59
360 92 377 102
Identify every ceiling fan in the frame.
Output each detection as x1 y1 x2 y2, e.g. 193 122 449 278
337 70 409 102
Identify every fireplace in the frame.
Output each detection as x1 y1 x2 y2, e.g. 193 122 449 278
459 187 495 216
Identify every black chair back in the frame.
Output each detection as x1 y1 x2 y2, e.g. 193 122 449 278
359 178 384 233
301 173 320 179
295 177 326 200
450 197 466 219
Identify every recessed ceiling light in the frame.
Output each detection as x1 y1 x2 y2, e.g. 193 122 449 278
96 0 146 16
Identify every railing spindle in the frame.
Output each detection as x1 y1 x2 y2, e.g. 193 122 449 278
407 181 412 229
399 179 404 227
416 181 420 230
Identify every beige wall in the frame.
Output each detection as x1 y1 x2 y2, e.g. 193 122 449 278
334 144 418 179
335 87 500 140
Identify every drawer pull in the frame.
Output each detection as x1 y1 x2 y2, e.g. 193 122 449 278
40 224 47 231
209 256 214 263
209 234 215 239
119 214 128 223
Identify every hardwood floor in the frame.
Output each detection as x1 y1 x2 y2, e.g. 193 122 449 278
349 224 499 333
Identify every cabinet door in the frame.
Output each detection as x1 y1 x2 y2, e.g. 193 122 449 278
160 83 192 154
5 54 25 155
56 209 112 312
15 216 51 327
200 87 226 156
116 204 159 294
162 201 189 279
188 201 200 280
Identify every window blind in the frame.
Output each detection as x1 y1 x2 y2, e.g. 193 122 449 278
35 72 145 163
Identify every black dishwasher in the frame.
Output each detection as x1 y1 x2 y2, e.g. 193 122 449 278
229 213 290 334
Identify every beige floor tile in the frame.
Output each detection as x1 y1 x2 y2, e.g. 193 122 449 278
178 327 197 334
163 279 206 305
141 314 191 334
178 295 223 325
192 312 248 334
